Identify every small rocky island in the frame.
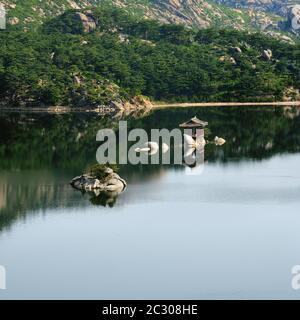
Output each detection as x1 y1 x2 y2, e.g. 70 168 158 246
70 165 126 192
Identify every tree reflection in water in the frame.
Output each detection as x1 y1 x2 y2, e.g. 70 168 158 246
0 106 300 230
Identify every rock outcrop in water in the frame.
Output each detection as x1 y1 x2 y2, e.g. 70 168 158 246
70 167 127 192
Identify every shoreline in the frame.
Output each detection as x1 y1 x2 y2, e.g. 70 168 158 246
152 101 300 108
0 101 300 114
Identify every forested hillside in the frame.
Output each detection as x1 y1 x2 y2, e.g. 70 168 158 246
2 0 286 32
0 6 299 108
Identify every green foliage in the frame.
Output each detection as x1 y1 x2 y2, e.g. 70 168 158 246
0 7 300 107
43 10 85 34
4 0 286 33
86 163 119 179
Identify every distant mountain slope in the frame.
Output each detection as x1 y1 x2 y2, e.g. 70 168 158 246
213 0 300 17
212 0 300 33
1 6 300 109
215 0 288 15
1 0 286 32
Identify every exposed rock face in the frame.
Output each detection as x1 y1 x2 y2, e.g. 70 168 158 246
73 75 81 85
230 46 242 53
150 0 210 28
283 86 300 101
189 0 300 34
288 5 300 32
74 11 97 33
215 0 287 16
120 95 153 116
70 168 127 192
8 16 19 25
219 55 237 64
265 31 294 44
96 96 153 118
262 49 273 60
2 0 287 33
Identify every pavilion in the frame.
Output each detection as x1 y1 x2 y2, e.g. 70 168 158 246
179 116 208 138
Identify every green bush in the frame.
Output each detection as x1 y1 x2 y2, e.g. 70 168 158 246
85 163 119 179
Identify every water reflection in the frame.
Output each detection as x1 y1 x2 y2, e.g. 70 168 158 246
88 189 123 207
0 106 300 232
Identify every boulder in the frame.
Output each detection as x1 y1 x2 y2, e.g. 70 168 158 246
8 17 19 25
230 47 242 53
283 86 300 102
73 75 81 85
229 57 236 65
74 12 97 33
262 49 272 60
288 5 300 32
214 136 226 146
70 170 127 192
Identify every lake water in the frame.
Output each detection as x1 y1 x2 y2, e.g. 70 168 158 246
0 106 300 299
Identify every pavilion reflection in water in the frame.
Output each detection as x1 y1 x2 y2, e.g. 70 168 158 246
180 116 208 174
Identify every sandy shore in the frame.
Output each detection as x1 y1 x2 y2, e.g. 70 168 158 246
153 101 300 108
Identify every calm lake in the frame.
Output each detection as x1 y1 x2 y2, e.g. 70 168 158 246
1 106 300 299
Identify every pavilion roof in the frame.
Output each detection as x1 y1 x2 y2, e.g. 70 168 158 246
179 116 208 128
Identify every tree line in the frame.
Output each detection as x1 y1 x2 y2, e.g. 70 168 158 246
0 6 299 107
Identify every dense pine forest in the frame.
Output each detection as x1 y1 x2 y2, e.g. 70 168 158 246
0 6 300 108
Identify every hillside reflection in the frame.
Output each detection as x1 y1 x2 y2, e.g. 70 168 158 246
1 106 300 231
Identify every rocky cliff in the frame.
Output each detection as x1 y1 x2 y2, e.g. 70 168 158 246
215 0 288 15
213 1 300 34
287 4 300 32
1 0 290 32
